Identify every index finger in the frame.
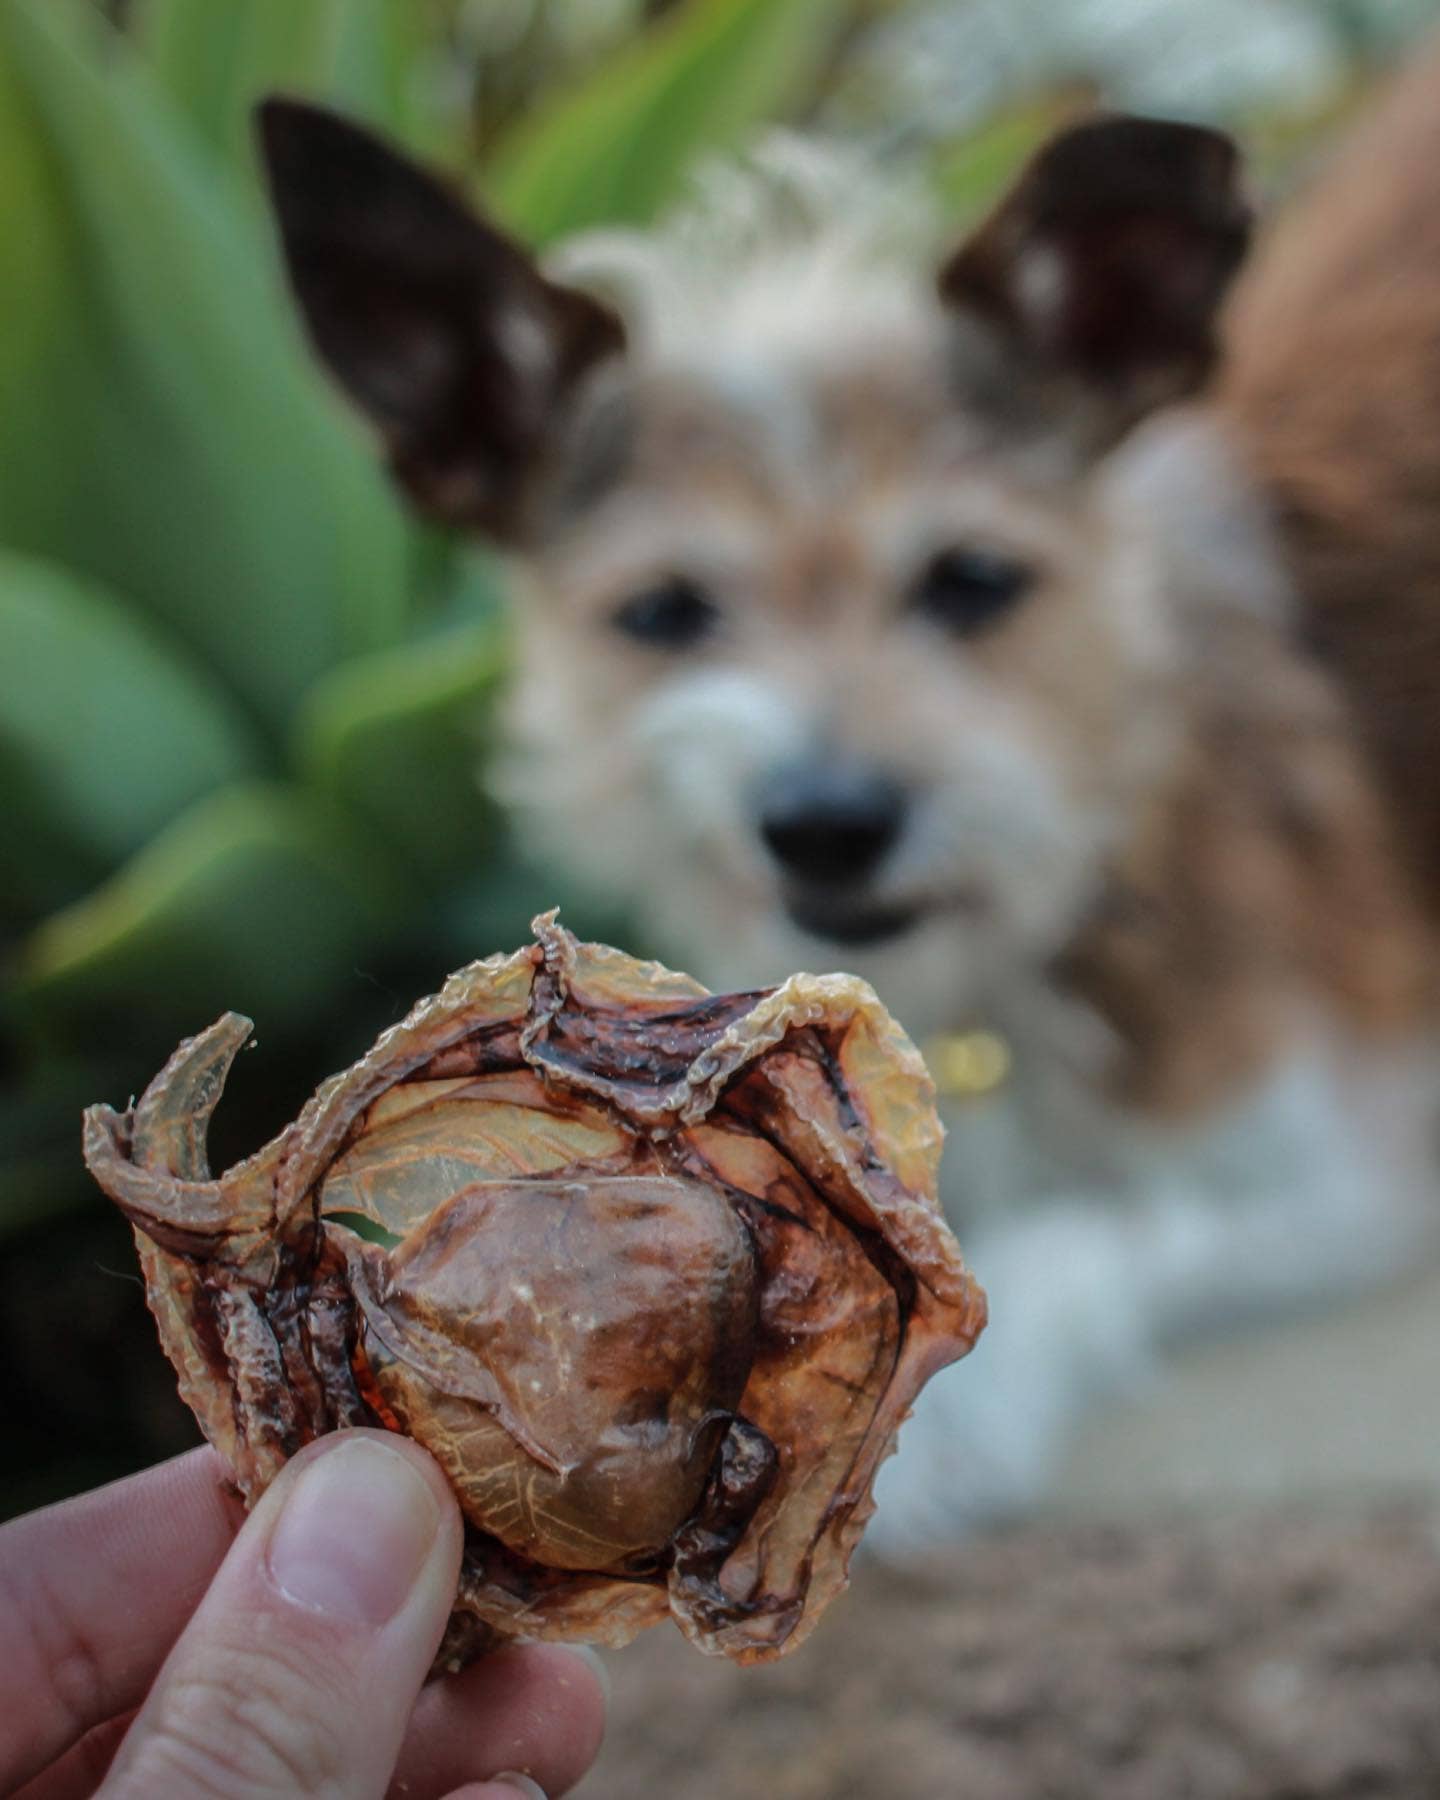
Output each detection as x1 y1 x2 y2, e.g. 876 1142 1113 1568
0 1446 242 1793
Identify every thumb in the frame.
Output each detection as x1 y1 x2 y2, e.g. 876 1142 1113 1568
100 1429 464 1800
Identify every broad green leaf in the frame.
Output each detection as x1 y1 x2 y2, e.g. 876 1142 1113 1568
134 0 447 176
0 1141 91 1237
435 850 641 977
486 0 838 244
15 780 408 1037
0 551 259 920
0 1049 139 1235
930 93 1081 224
0 0 411 732
295 602 510 889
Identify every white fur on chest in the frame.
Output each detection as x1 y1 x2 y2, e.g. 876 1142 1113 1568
866 1010 1440 1553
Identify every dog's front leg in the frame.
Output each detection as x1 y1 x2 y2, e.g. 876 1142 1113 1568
865 1198 1152 1555
865 1034 1440 1556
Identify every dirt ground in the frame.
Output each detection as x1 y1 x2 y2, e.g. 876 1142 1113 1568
580 1265 1440 1798
577 1507 1440 1799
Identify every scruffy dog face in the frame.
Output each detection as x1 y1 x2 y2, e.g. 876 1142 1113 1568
261 107 1251 1039
507 351 1176 1033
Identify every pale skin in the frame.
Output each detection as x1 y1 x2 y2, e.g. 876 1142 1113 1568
0 1430 608 1800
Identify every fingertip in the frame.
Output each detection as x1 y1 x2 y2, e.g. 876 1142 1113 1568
395 1640 609 1798
265 1436 447 1626
257 1428 465 1605
561 1643 612 1709
463 1778 549 1800
104 1431 469 1796
271 1427 462 1523
504 1643 610 1775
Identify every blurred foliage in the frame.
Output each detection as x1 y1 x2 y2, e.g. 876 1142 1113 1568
485 0 839 242
0 0 880 1237
2 0 1434 1246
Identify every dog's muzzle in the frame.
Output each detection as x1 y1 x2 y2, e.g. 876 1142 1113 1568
756 759 920 946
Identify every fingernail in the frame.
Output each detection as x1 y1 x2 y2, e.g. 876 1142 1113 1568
491 1777 547 1800
267 1437 440 1625
563 1644 612 1707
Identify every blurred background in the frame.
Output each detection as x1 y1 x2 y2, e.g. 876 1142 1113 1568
5 0 1440 1789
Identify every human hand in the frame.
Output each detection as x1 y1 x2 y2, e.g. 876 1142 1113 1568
1 1430 608 1798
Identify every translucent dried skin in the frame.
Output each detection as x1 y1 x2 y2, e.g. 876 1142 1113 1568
83 916 986 1665
350 1173 759 1570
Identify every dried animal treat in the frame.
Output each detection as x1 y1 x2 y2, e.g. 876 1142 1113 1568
84 916 986 1665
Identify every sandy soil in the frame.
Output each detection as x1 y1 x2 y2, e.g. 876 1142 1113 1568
578 1507 1440 1799
578 1262 1440 1798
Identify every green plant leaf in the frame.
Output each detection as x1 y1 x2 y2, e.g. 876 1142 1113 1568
14 780 409 1040
930 92 1083 225
486 0 837 244
294 596 510 890
0 0 411 734
0 551 259 921
134 0 446 175
0 1049 140 1236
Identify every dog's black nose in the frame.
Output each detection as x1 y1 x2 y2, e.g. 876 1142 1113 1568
758 763 906 885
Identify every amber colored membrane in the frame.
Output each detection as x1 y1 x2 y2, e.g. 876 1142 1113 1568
81 917 986 1666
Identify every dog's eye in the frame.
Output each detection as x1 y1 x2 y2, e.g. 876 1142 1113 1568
911 547 1033 635
610 576 719 650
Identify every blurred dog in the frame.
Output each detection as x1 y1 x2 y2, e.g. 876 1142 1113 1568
260 87 1440 1546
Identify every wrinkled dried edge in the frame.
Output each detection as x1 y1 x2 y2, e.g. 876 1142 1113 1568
83 914 987 1666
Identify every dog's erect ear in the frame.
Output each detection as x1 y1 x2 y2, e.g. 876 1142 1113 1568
257 98 625 538
940 116 1250 421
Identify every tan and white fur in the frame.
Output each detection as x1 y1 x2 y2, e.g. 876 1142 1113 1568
260 86 1440 1549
